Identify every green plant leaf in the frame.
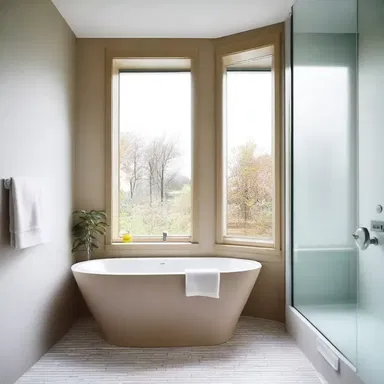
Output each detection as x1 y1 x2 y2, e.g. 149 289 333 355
72 238 82 248
72 209 109 254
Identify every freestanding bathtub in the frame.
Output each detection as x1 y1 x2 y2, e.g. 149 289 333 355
71 257 262 347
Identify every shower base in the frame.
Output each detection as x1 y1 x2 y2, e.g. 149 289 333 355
296 303 357 365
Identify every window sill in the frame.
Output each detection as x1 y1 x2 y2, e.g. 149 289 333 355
222 237 274 248
105 242 201 257
214 243 282 262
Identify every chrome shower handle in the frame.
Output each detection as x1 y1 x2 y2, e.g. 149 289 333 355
353 227 378 250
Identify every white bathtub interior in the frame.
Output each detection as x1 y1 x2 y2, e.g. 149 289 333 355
71 257 262 275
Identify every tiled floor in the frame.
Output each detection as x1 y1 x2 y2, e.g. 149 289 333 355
17 317 325 384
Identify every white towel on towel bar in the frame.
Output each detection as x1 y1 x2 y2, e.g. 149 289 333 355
185 269 220 298
9 177 45 249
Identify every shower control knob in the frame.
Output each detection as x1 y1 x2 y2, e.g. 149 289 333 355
353 227 378 250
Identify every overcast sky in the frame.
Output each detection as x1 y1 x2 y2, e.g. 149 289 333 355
119 71 272 179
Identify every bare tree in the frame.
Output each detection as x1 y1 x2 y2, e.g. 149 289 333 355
155 136 180 203
120 133 144 199
146 141 160 206
144 135 180 204
119 134 192 236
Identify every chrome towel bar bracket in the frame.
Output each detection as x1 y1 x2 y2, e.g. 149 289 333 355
3 178 11 190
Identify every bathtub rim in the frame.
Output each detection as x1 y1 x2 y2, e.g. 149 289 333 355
71 257 262 276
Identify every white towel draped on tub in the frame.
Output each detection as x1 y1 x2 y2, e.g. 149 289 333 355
185 269 220 298
9 177 45 249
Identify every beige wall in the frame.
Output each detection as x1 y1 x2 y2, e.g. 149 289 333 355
76 33 285 323
76 38 217 254
0 1 78 383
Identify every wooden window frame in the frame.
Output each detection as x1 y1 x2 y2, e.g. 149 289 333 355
105 50 200 247
215 25 283 256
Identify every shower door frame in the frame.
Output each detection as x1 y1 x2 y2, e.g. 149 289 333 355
283 11 363 384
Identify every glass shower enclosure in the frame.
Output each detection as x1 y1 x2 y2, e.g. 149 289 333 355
292 1 384 382
292 0 358 365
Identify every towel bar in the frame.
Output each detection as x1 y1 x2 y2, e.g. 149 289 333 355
3 178 11 189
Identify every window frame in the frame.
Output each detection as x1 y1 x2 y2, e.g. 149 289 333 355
215 27 283 256
105 50 200 247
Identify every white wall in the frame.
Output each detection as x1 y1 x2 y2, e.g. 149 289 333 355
0 1 77 383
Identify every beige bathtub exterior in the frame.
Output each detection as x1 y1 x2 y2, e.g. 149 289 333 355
72 258 261 347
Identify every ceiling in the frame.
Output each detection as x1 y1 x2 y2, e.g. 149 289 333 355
51 0 294 38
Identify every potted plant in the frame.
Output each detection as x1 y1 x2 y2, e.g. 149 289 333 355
72 210 109 260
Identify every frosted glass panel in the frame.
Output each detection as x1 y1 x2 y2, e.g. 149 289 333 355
293 35 357 248
292 0 358 364
357 0 384 382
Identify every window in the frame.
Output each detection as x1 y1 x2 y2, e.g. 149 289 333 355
226 68 273 240
217 44 282 251
109 58 194 243
106 25 283 256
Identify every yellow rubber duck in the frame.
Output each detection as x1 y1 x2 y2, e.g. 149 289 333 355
122 232 133 243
